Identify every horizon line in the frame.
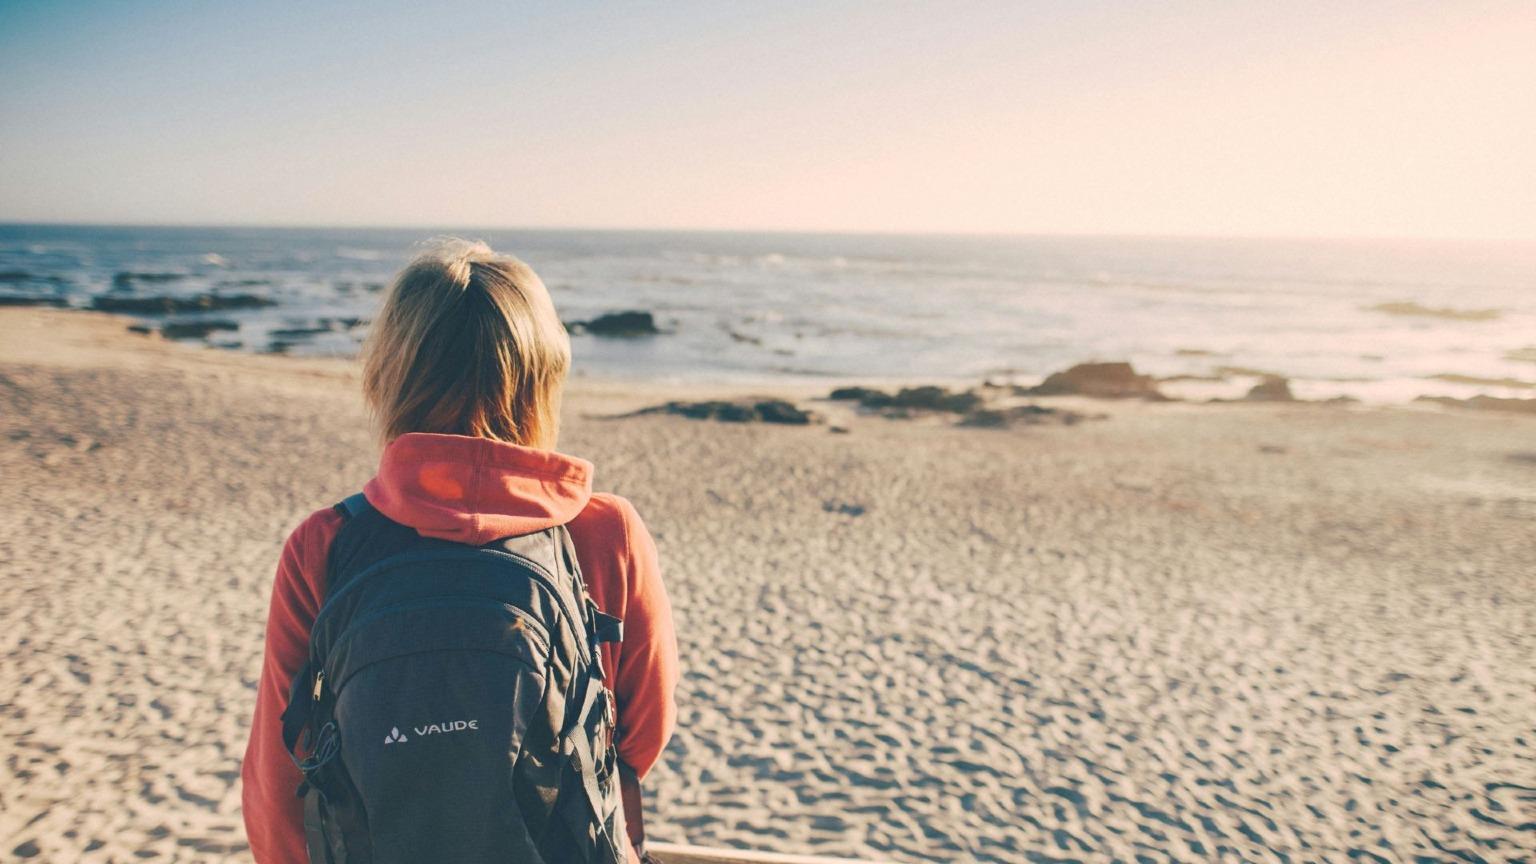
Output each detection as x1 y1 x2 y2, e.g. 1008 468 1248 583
1 217 1532 246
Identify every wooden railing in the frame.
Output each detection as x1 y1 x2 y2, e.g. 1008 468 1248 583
648 842 890 864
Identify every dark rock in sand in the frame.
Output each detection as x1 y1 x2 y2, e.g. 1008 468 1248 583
829 386 894 408
570 310 660 337
676 401 755 422
753 399 816 425
892 386 983 413
641 399 818 425
111 272 188 290
159 319 240 340
1243 376 1296 402
92 293 276 315
1029 362 1165 400
956 409 1011 428
959 404 1091 429
829 385 982 413
1416 395 1536 415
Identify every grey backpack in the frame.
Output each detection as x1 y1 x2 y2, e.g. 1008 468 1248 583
280 493 628 863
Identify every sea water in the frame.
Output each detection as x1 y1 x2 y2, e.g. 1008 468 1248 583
2 224 1532 402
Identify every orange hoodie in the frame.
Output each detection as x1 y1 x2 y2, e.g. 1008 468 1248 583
241 433 679 863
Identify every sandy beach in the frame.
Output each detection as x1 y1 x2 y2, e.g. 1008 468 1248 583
2 307 1533 863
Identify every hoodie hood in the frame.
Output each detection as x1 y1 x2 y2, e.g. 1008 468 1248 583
362 432 594 545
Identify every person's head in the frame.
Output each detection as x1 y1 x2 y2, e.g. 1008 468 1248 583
362 238 569 449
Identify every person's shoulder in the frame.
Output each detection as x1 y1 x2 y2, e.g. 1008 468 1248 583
569 493 661 611
570 492 645 543
268 501 350 611
284 501 348 554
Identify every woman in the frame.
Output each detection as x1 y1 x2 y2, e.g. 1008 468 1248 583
242 239 679 863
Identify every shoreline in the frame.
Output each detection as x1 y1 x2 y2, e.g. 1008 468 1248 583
8 306 1536 416
3 306 1534 862
5 223 1535 405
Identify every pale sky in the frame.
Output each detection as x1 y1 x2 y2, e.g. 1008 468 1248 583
1 1 1533 239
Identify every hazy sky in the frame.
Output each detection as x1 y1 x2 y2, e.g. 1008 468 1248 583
1 1 1532 239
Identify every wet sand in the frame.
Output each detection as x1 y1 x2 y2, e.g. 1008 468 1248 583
2 308 1533 862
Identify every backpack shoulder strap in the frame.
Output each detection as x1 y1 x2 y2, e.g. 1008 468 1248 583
323 491 419 607
334 491 374 521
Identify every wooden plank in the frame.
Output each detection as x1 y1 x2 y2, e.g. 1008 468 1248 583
647 842 891 864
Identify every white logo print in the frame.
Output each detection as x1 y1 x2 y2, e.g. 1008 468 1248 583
383 720 479 747
413 720 479 736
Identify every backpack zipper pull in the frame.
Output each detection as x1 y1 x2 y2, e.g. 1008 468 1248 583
312 670 325 701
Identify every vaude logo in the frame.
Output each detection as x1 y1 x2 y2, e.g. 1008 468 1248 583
384 721 478 745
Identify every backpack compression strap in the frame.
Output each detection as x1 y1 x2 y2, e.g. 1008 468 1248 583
620 760 657 863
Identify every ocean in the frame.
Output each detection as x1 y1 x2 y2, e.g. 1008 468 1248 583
2 223 1532 402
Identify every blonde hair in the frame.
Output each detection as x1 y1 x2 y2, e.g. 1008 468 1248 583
362 238 569 448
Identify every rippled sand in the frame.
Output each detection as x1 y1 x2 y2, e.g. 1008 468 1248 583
2 309 1533 862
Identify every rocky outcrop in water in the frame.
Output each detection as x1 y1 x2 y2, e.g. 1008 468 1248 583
0 271 70 307
568 310 661 337
0 270 67 286
1244 376 1296 401
0 295 67 308
92 294 275 314
110 272 188 291
1027 362 1166 399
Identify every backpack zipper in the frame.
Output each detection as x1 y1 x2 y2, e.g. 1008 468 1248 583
320 598 553 698
479 546 589 665
327 595 552 658
310 546 581 668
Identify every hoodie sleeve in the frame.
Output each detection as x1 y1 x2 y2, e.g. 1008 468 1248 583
242 507 342 864
608 498 680 781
